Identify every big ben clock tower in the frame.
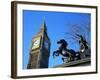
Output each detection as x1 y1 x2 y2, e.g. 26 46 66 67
27 21 51 69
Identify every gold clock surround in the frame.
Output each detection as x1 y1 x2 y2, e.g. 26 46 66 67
31 36 41 50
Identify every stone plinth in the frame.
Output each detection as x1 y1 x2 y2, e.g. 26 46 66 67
54 57 91 68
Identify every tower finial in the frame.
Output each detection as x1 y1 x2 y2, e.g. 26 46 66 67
40 19 47 31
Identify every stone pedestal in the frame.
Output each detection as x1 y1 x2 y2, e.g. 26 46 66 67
53 57 91 68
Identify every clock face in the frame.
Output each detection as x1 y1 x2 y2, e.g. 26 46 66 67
44 40 49 50
32 37 41 49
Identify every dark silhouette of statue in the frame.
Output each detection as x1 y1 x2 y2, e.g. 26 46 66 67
76 34 91 58
76 34 88 53
53 39 81 63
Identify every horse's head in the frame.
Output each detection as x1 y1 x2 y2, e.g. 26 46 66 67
57 39 67 44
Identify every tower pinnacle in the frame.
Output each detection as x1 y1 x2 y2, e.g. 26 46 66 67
40 20 47 31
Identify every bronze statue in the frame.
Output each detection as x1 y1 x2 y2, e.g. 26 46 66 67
53 39 80 63
76 34 88 53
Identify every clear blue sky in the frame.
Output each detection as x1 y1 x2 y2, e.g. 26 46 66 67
23 10 90 69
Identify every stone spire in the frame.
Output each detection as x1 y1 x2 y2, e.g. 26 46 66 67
37 20 47 36
40 20 47 31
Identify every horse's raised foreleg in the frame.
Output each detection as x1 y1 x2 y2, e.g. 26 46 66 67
53 51 59 58
53 51 56 58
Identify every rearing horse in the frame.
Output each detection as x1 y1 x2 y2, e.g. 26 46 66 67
53 39 80 63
